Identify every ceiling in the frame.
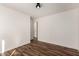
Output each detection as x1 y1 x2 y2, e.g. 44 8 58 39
0 3 79 18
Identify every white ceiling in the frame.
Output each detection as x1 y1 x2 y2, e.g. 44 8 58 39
0 3 79 18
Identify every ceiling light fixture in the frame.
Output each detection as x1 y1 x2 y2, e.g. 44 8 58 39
36 3 41 8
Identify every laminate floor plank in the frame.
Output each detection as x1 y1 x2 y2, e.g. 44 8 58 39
29 43 67 56
3 41 79 56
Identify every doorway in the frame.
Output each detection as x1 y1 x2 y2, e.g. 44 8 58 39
30 16 38 42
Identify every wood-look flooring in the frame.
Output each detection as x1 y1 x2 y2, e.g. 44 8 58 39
2 40 79 56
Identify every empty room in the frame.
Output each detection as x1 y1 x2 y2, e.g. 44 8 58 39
0 3 79 56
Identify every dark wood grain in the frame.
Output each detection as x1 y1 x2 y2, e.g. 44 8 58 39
3 40 79 56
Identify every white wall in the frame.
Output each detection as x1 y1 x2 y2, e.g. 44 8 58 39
37 8 79 50
0 5 30 52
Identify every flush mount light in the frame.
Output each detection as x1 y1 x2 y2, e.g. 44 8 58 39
36 3 41 8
